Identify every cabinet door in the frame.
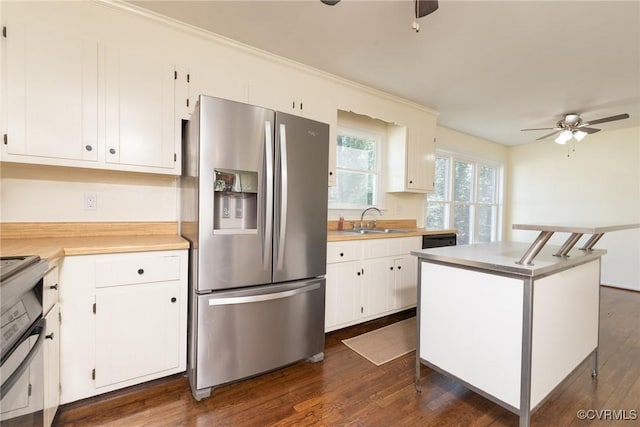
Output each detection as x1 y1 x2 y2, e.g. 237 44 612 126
393 256 418 309
325 262 362 330
4 6 98 161
406 117 436 192
104 46 178 172
362 258 394 317
43 304 60 427
94 281 181 388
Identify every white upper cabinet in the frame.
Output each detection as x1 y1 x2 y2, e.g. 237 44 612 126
386 112 437 193
1 1 437 181
104 45 178 171
1 2 183 175
3 4 98 162
248 72 331 124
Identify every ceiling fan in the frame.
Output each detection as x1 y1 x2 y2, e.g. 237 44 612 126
321 0 439 32
521 113 630 144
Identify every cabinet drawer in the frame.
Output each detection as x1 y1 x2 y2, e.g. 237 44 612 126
95 254 181 288
387 236 421 257
327 241 362 264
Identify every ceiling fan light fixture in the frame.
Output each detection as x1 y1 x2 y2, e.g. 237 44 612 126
555 130 573 145
573 130 587 141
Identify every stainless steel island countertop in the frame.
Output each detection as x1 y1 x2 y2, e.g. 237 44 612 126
411 241 606 278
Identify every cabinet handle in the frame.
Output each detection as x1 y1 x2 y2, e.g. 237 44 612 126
137 268 144 275
46 333 54 340
109 148 116 155
85 145 93 152
49 284 58 290
171 297 177 303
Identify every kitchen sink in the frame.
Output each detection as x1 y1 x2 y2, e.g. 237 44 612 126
342 228 413 234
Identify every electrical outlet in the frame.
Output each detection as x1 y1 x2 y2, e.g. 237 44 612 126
84 193 97 210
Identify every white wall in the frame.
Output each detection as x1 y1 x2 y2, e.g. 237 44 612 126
506 126 640 290
0 163 178 222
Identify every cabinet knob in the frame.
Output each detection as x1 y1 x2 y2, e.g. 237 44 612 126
389 266 394 270
340 252 344 257
85 145 93 152
357 271 361 276
171 297 177 303
137 268 144 275
397 266 402 270
329 171 333 176
49 284 58 290
409 180 413 184
46 333 54 340
109 148 116 155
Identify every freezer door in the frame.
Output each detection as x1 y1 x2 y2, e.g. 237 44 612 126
191 279 325 395
196 96 274 291
273 113 329 283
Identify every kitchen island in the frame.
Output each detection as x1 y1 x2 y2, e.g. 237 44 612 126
412 223 639 427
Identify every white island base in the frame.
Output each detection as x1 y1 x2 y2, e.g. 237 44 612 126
413 241 604 427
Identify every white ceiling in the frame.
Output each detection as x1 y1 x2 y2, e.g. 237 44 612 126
130 0 640 146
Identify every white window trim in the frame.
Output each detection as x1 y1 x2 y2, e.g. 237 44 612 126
328 124 386 212
427 149 504 243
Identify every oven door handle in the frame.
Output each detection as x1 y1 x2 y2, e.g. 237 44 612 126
0 317 46 400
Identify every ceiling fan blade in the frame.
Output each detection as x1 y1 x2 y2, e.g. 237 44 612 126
536 130 562 141
416 0 439 18
583 113 630 126
576 127 601 134
520 127 558 131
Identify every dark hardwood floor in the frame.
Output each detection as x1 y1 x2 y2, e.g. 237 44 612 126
55 286 639 426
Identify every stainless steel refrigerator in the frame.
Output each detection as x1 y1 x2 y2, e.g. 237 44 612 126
181 95 328 400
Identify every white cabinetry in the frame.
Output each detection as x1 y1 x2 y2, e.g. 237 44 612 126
1 2 182 175
43 261 60 427
386 114 437 192
2 5 98 162
104 45 178 171
325 237 421 332
59 250 188 404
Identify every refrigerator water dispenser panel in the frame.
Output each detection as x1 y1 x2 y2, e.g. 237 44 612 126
214 169 258 232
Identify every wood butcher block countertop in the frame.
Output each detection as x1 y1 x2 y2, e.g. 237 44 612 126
327 219 456 242
0 222 190 262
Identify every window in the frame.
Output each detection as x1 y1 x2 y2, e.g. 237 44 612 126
328 125 383 209
426 152 502 245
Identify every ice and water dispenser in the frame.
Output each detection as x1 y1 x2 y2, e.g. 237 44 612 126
213 169 258 232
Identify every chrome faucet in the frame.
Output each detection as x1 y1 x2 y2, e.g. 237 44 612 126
360 207 382 229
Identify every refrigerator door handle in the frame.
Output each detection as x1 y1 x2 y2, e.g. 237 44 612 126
276 123 288 270
263 121 274 271
207 282 321 306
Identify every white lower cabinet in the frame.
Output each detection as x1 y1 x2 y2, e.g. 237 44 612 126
59 250 188 404
43 304 60 427
43 261 60 427
325 237 421 332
